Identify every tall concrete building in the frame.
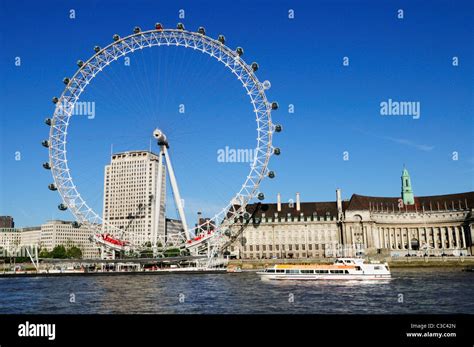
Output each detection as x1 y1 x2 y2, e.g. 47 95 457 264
102 151 166 247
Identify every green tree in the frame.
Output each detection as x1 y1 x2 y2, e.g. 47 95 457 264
39 249 51 258
66 246 82 259
164 248 180 257
50 245 67 259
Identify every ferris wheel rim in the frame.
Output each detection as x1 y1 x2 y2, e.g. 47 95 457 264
48 26 275 243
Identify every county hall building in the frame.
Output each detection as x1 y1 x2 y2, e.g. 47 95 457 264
229 168 474 259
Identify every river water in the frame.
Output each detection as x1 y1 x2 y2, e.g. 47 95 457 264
0 268 472 314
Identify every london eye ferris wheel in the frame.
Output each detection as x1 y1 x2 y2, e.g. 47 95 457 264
42 23 282 259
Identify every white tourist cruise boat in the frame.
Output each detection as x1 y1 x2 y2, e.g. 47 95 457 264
257 258 391 280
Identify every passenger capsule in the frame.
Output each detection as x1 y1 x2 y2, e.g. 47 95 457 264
273 147 281 155
258 193 265 201
224 229 231 237
133 26 141 34
58 203 68 211
77 60 84 68
113 34 120 41
243 212 250 220
218 35 225 44
251 62 259 72
94 46 101 53
48 184 57 191
274 124 282 132
155 23 163 30
236 47 244 56
63 77 70 85
72 221 81 228
52 97 59 104
43 162 51 170
271 102 279 110
198 27 206 35
42 140 50 148
44 118 52 126
268 171 275 179
177 23 185 30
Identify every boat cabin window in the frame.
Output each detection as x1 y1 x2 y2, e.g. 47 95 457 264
330 269 345 274
286 269 300 274
276 269 285 273
301 269 314 274
266 269 275 273
355 266 361 271
315 269 329 274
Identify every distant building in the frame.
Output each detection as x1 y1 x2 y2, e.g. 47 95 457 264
19 227 41 247
229 168 474 259
0 228 21 251
0 216 14 228
0 226 41 255
102 150 166 247
40 220 99 259
165 218 183 241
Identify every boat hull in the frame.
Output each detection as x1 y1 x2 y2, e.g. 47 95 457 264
257 273 391 281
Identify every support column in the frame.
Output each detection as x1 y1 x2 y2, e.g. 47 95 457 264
441 227 446 251
455 226 461 248
388 229 392 249
408 229 412 250
153 149 165 254
461 227 466 249
162 146 189 240
394 229 398 250
447 226 453 249
402 228 406 250
433 228 439 249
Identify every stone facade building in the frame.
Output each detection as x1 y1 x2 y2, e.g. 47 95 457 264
230 169 473 259
39 220 99 259
0 221 100 259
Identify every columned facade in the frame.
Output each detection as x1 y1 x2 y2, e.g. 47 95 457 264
229 191 474 259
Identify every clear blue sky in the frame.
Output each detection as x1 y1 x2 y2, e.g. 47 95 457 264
0 0 473 227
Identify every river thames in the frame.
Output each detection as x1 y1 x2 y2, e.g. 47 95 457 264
0 268 473 314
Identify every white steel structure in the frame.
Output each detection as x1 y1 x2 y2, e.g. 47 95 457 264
43 23 280 261
151 129 189 257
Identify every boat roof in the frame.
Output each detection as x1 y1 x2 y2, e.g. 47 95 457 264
273 264 355 269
